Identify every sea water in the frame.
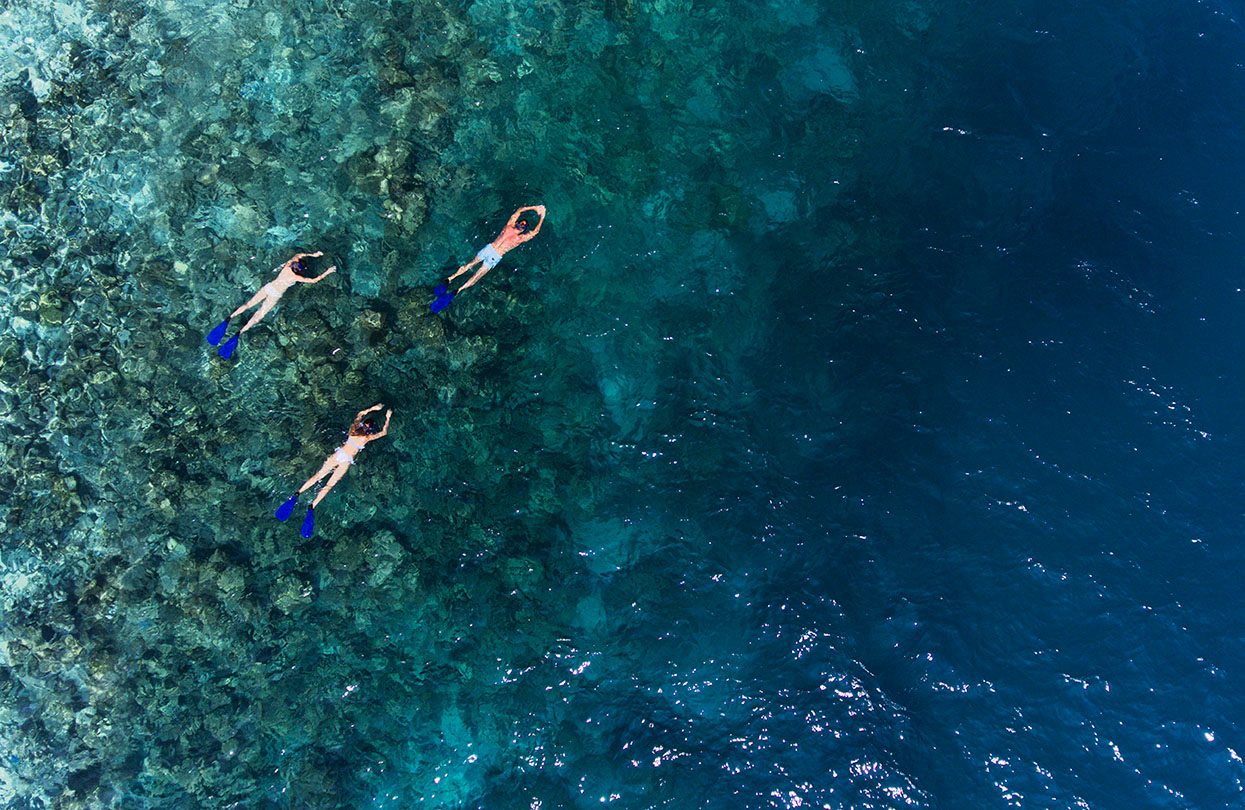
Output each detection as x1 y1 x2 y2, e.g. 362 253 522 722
2 0 1244 807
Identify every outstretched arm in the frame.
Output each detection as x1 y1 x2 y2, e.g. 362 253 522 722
527 205 546 237
512 205 546 241
509 204 543 222
369 409 393 440
302 265 337 283
355 403 384 422
285 250 324 269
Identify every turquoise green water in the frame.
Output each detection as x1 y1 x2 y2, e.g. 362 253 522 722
3 0 841 804
6 0 1245 807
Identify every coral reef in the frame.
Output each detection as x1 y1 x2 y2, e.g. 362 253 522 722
0 0 891 805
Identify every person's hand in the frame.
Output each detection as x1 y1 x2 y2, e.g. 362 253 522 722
385 409 393 422
312 251 324 257
326 265 337 274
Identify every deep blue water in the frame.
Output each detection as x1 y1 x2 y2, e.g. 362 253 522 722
3 0 1245 807
737 4 1245 805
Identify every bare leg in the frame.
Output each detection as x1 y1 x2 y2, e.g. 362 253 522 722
447 258 481 282
457 265 491 293
311 463 350 508
299 457 339 494
239 296 278 334
230 290 267 319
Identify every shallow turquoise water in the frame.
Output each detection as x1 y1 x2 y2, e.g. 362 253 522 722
3 0 1245 807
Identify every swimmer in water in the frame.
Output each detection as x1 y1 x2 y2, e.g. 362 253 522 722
432 206 546 311
274 404 393 538
207 251 336 359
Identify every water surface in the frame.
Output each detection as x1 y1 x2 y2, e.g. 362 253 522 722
2 0 1244 807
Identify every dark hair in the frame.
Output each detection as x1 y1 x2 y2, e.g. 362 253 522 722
352 417 379 436
292 258 313 277
515 218 531 233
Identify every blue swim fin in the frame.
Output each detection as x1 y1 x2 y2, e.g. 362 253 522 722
431 290 455 313
218 333 239 360
300 506 315 539
275 494 298 522
206 319 229 346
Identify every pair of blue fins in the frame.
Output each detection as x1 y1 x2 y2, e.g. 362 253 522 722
273 494 314 538
205 318 241 359
430 284 455 313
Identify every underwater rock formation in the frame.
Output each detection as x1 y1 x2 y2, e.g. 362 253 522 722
0 0 885 805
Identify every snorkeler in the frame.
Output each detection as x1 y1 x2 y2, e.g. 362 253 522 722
431 205 546 312
274 403 392 538
207 251 336 359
